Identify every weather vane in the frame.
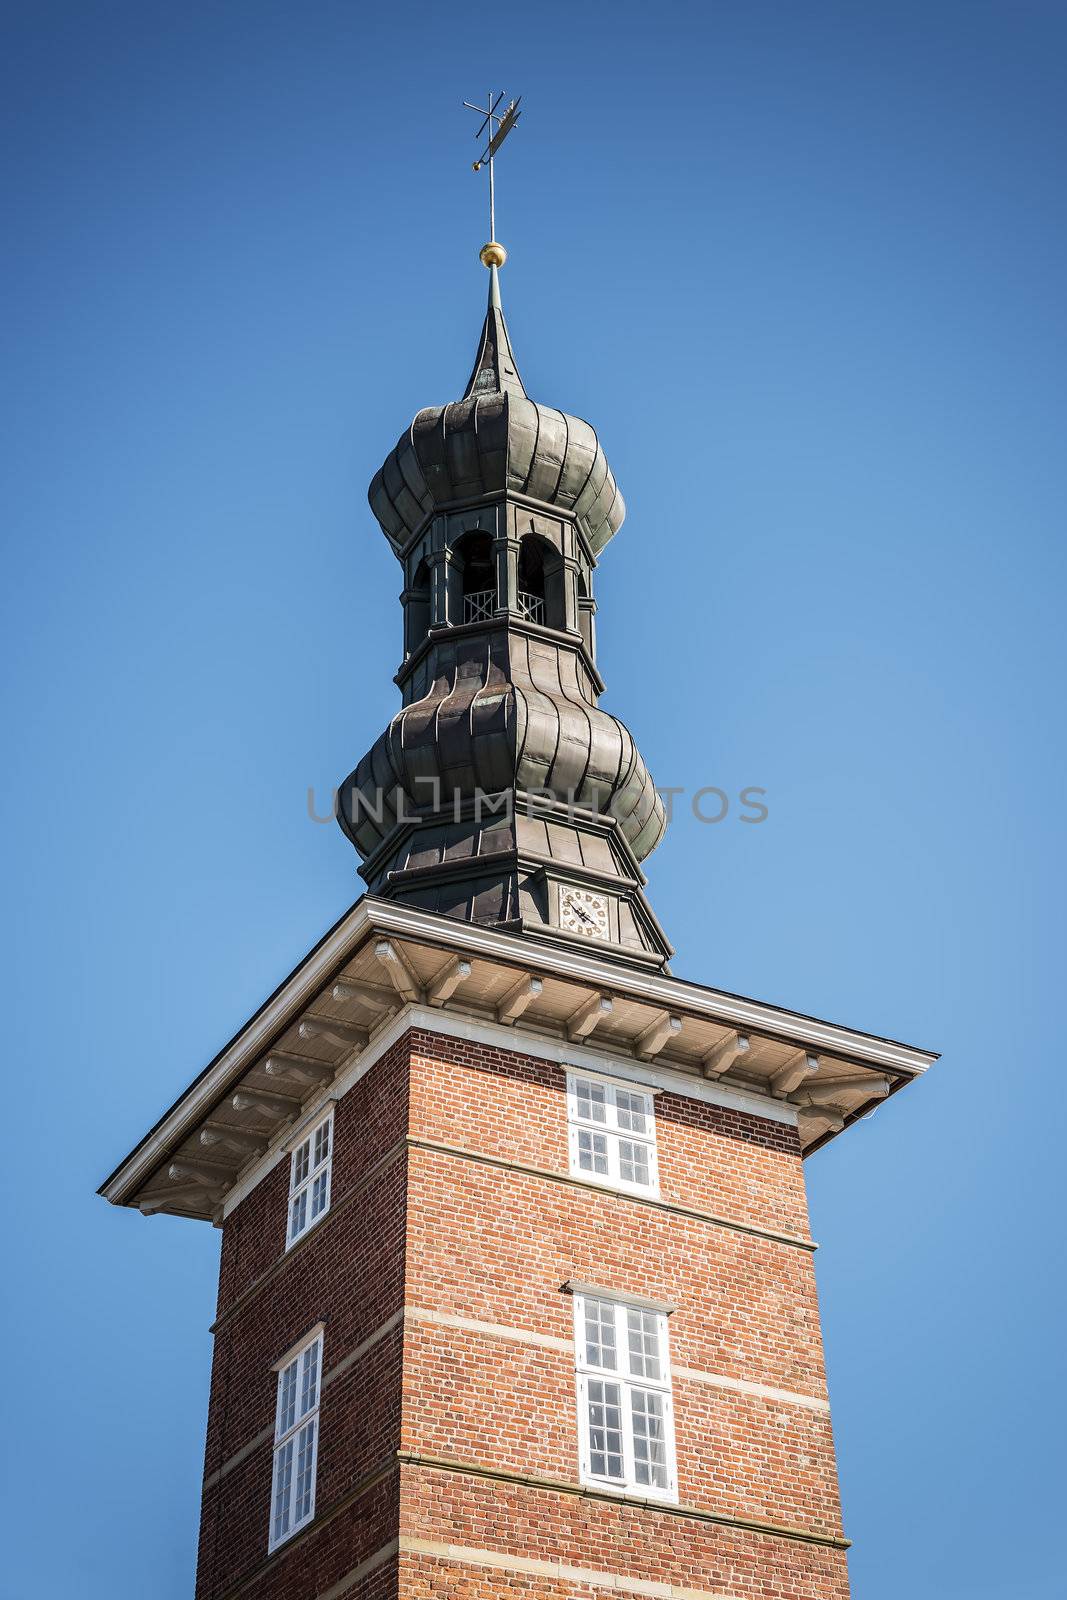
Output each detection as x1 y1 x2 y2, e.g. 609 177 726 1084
463 91 522 270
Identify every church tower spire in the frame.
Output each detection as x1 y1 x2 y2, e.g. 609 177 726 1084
462 265 527 400
350 259 671 966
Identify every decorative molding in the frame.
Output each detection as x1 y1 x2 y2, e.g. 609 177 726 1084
634 1012 683 1061
702 1031 750 1080
562 1280 677 1315
201 1421 274 1492
99 896 935 1211
205 1303 831 1493
495 971 542 1025
566 990 613 1042
426 954 473 1007
332 977 397 1012
270 1321 326 1372
407 1136 816 1253
263 1052 335 1087
771 1050 820 1098
398 1537 750 1600
217 1005 803 1225
372 938 423 1004
565 1062 663 1098
200 1125 269 1157
316 1541 400 1600
673 1366 830 1414
394 1008 797 1125
298 1018 367 1051
322 1307 405 1391
407 1306 571 1354
395 1452 851 1550
208 1457 399 1600
231 1085 301 1120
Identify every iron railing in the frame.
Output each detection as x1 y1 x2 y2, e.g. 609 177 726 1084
463 590 496 623
463 589 546 625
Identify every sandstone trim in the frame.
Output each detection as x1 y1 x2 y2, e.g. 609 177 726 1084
408 1135 817 1251
398 1536 749 1600
396 1452 851 1550
206 1306 829 1491
212 1125 816 1338
213 1458 397 1600
316 1538 400 1600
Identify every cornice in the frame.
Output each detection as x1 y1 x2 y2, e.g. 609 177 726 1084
98 896 937 1216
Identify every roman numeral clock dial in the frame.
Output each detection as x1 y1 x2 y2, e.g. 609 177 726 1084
559 887 610 940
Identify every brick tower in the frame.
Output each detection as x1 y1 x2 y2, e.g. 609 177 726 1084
100 229 935 1600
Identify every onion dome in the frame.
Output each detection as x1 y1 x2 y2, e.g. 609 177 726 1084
367 268 625 558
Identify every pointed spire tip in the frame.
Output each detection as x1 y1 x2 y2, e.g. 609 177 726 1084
461 255 527 402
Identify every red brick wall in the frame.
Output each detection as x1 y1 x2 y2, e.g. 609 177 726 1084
398 1464 850 1600
406 1029 812 1238
194 1024 849 1600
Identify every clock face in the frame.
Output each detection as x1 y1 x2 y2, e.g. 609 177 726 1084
559 886 610 940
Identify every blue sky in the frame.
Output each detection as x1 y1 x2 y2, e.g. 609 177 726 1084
2 2 1064 1595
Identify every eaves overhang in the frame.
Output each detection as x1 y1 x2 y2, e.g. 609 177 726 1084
98 896 938 1220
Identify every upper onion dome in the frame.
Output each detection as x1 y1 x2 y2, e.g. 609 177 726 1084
368 268 626 557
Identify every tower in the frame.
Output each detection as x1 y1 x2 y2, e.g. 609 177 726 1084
100 164 935 1600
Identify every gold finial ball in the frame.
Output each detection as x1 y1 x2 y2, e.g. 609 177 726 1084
479 240 507 269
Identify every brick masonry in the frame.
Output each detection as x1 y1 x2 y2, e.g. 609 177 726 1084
194 1025 850 1600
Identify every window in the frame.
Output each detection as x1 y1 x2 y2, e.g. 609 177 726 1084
517 534 565 628
286 1110 333 1248
572 1292 676 1500
453 530 496 624
269 1328 322 1550
566 1071 659 1195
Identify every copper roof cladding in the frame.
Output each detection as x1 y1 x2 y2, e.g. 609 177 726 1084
367 268 625 557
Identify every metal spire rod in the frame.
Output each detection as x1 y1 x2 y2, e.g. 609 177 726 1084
489 92 496 241
463 91 522 269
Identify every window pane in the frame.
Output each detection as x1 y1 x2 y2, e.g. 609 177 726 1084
313 1121 330 1169
614 1089 648 1134
311 1170 329 1218
299 1342 319 1418
292 1140 310 1188
618 1139 650 1188
631 1388 669 1488
277 1360 298 1436
575 1079 608 1124
587 1378 624 1480
626 1308 662 1381
272 1437 294 1540
294 1418 316 1521
583 1298 618 1369
289 1189 307 1240
577 1128 609 1176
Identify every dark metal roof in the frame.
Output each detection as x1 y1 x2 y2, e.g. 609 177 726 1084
368 270 626 557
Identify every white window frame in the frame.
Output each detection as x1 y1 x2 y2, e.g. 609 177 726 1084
572 1290 677 1502
566 1070 660 1197
268 1326 323 1551
286 1109 334 1249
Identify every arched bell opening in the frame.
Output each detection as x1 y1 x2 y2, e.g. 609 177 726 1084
517 534 565 630
451 531 496 624
404 558 432 656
